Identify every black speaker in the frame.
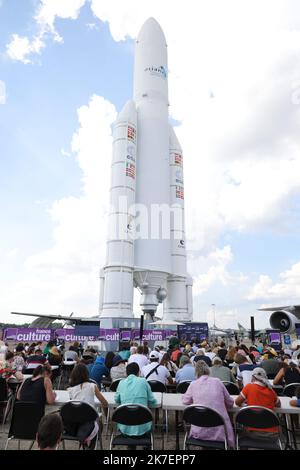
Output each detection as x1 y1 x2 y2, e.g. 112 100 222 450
118 329 131 351
250 316 255 343
139 314 144 342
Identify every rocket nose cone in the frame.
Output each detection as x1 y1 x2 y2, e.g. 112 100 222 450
169 126 182 151
137 17 166 45
117 99 137 121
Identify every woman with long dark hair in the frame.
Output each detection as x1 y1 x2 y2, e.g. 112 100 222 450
160 352 178 378
104 351 115 372
68 363 108 449
17 364 56 409
68 363 108 412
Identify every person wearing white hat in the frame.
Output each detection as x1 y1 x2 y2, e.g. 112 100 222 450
235 367 281 441
141 350 173 385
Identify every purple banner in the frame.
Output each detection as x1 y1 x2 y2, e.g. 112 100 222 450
119 330 132 341
99 329 120 341
4 327 177 343
131 329 167 341
4 328 53 342
269 332 281 343
54 329 98 342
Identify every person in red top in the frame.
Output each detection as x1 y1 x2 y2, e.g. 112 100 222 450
235 367 281 441
170 346 182 364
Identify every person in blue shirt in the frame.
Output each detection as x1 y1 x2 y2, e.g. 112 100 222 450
118 346 131 362
114 362 157 437
88 356 109 388
175 355 196 383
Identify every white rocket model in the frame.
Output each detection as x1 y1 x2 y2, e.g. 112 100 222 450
99 18 193 322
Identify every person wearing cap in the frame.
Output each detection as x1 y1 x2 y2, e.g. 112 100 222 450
154 345 165 362
110 355 127 382
210 356 236 383
175 355 196 384
141 351 173 385
235 367 281 440
88 355 109 388
64 345 80 363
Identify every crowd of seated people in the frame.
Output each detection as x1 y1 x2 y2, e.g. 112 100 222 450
1 335 300 450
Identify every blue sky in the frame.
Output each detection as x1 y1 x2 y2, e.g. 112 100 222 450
1 0 300 328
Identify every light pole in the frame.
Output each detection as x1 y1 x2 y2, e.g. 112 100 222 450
211 304 216 328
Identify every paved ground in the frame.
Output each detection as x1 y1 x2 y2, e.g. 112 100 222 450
0 407 177 450
1 407 300 451
1 378 300 451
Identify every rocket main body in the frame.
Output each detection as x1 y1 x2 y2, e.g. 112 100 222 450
100 18 193 322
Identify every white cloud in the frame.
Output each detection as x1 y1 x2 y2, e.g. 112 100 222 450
6 0 86 63
189 246 247 295
86 23 97 31
0 80 6 104
248 261 300 301
6 34 45 64
6 249 18 259
35 0 87 42
61 148 71 157
26 94 116 275
2 95 116 318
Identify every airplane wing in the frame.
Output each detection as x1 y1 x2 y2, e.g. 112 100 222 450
10 311 84 322
258 306 300 311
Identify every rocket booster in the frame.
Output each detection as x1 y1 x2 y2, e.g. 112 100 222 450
100 18 193 321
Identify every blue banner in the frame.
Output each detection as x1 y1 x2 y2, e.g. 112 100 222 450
177 323 209 343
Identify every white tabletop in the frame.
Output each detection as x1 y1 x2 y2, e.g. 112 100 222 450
11 365 59 382
54 390 162 409
161 393 300 415
22 374 33 380
269 379 283 388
